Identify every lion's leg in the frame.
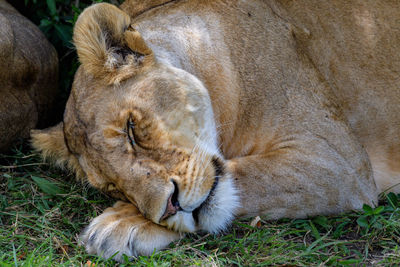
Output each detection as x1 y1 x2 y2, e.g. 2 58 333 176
80 201 180 261
367 149 400 194
226 134 379 219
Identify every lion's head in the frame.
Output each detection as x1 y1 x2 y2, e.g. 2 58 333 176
31 3 238 234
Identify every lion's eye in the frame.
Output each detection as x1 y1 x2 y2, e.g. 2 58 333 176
127 117 136 147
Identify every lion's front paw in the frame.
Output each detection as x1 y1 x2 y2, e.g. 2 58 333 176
80 201 181 261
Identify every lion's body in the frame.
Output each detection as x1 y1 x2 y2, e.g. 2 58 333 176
32 0 400 260
124 0 400 213
0 0 58 150
274 0 400 194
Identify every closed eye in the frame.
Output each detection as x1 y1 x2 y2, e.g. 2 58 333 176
127 117 136 147
126 115 150 150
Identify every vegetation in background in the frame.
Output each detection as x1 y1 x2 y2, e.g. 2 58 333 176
10 0 122 123
1 146 400 266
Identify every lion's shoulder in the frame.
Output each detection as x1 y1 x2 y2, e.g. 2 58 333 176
121 0 176 18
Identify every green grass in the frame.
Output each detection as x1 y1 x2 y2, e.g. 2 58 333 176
1 143 400 266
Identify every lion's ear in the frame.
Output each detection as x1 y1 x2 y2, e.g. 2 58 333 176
73 3 153 85
31 123 85 178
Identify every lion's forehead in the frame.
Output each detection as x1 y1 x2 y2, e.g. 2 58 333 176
69 67 208 135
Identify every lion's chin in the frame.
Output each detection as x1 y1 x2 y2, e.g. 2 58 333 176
164 175 239 234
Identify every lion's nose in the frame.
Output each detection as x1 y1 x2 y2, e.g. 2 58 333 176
160 180 182 221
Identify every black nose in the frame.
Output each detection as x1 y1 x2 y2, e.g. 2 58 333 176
160 180 182 221
171 180 182 210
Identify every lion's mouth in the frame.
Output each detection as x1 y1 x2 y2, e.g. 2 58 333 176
160 180 182 221
192 157 224 223
160 157 225 225
162 156 238 233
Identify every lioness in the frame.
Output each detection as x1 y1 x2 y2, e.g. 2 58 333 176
0 0 58 151
31 0 400 261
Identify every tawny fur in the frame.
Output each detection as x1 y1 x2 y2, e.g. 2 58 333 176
31 0 400 261
73 3 154 85
31 123 85 179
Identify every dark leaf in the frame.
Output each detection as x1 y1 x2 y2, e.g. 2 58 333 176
387 192 399 209
362 204 373 215
312 216 329 229
31 176 65 196
46 0 57 16
54 24 73 45
373 206 384 215
356 216 369 228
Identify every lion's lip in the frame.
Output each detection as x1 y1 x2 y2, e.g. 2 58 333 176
160 195 177 221
160 181 182 221
192 157 224 223
161 157 224 223
192 175 220 222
